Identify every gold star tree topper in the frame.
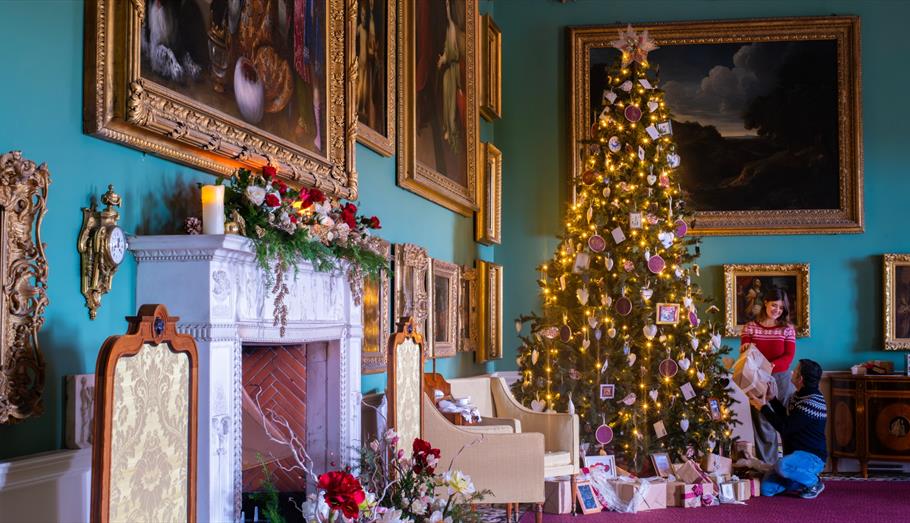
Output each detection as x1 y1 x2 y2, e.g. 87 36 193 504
611 25 659 67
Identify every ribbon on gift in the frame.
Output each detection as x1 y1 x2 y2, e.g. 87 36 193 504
702 494 718 507
749 478 760 496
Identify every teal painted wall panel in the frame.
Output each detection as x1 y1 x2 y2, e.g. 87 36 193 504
494 0 908 375
0 0 491 459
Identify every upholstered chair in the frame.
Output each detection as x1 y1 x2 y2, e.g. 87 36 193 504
387 317 425 459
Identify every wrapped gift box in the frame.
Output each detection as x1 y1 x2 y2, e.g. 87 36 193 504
735 480 752 501
702 453 733 476
667 481 714 508
734 441 755 460
733 347 774 400
544 478 573 514
675 459 711 485
609 478 668 512
747 477 761 497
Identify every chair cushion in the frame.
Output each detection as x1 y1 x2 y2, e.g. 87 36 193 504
460 424 515 435
544 451 572 468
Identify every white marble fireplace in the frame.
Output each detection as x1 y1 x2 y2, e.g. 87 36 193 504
130 235 363 523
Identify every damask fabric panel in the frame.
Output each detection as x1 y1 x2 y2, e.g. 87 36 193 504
109 343 189 522
396 338 422 459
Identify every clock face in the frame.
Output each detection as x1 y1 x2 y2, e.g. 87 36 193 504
108 226 126 265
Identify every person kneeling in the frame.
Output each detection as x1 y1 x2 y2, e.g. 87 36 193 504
748 359 827 499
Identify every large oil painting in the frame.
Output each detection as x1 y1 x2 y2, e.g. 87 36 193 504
356 0 395 155
570 17 862 235
85 0 356 198
397 0 478 216
883 254 910 350
723 263 810 338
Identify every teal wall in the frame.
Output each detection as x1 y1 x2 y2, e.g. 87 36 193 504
0 0 493 460
495 0 908 377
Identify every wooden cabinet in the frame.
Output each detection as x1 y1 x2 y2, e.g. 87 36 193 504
829 373 910 477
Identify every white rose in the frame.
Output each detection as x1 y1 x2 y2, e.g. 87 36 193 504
444 470 476 496
428 511 452 523
410 498 428 516
245 185 266 206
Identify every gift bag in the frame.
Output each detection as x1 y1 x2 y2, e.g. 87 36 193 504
733 347 774 400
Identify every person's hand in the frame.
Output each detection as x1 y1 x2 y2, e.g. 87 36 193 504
765 381 777 401
748 394 766 410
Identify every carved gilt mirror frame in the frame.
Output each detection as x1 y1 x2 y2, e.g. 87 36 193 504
394 243 432 357
84 0 358 198
0 151 50 424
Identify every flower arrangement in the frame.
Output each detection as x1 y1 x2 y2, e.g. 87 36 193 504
219 166 388 334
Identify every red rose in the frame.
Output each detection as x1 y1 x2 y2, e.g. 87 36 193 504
264 193 280 207
290 215 298 224
274 180 288 195
411 438 441 475
309 188 326 204
263 165 277 179
341 202 358 228
299 187 326 209
317 471 365 519
369 216 381 229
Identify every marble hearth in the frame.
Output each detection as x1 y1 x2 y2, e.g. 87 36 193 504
130 235 363 523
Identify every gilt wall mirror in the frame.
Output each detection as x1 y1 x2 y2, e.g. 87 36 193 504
0 151 50 424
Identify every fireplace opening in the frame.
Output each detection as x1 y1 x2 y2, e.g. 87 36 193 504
241 341 336 521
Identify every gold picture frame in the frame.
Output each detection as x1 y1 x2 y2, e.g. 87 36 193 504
397 0 479 215
356 0 396 156
459 265 479 353
569 17 863 235
394 243 432 357
479 14 502 121
475 260 502 363
475 142 502 244
723 263 810 338
882 254 910 350
431 259 461 358
0 152 50 425
84 0 357 198
362 239 391 374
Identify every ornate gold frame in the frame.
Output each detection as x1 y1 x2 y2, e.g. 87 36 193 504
356 0 397 156
882 254 910 350
397 0 478 215
394 243 432 357
569 17 863 235
479 14 502 121
84 0 357 198
475 260 502 363
459 265 479 353
475 142 502 245
431 259 460 358
723 263 810 338
362 239 391 373
0 151 50 425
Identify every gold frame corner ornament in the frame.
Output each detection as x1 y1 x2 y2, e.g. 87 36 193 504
393 243 433 357
84 0 357 198
475 142 502 245
0 151 50 425
723 263 810 338
475 259 503 363
569 16 863 235
362 239 392 373
355 0 397 156
882 254 910 350
479 14 502 121
430 258 461 359
396 0 479 216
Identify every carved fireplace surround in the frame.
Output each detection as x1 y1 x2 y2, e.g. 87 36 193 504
130 235 363 523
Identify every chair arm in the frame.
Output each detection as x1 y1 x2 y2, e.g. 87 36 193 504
475 416 521 433
491 378 580 474
422 395 545 504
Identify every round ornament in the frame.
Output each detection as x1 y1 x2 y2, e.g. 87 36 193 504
624 104 642 123
540 326 559 339
647 255 666 274
595 424 614 445
608 136 622 153
659 358 679 378
588 234 606 253
674 219 688 238
582 170 598 185
615 297 633 316
559 324 572 342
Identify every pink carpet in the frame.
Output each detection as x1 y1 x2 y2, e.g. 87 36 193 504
517 481 908 522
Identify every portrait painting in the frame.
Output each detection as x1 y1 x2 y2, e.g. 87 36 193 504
882 254 910 350
356 0 395 155
398 0 478 215
431 259 460 358
570 17 862 234
723 263 810 337
85 0 356 198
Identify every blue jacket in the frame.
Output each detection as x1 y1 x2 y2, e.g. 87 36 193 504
760 386 827 461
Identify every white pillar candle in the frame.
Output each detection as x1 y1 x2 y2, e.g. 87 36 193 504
201 185 225 234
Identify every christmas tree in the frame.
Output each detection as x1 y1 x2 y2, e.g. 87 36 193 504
512 26 737 472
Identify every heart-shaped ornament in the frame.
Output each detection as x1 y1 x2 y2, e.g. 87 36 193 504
690 337 700 351
582 338 591 350
647 174 657 185
678 357 691 371
604 295 613 307
711 333 722 350
722 356 735 370
531 399 546 412
594 327 603 341
680 419 690 432
603 187 611 198
647 100 659 112
620 393 637 405
649 389 659 402
697 371 706 383
607 327 617 338
658 231 674 248
605 257 614 270
641 288 654 300
586 206 593 223
531 349 539 365
628 353 637 366
577 288 590 305
643 324 658 340
559 275 567 290
588 316 598 329
683 296 693 309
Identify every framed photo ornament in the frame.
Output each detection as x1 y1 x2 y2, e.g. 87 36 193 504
656 303 680 325
723 263 810 337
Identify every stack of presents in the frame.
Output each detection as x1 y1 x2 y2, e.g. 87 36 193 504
545 443 763 514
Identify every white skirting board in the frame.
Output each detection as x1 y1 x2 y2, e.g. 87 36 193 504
0 449 91 523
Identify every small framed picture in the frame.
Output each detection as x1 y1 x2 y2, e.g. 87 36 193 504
572 252 591 274
629 212 642 229
650 452 672 478
681 382 696 401
657 120 673 136
708 397 722 420
575 481 603 515
720 482 735 501
656 303 680 325
583 454 617 478
653 420 667 438
599 384 615 400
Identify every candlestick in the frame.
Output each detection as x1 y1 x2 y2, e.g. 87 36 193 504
201 185 225 234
